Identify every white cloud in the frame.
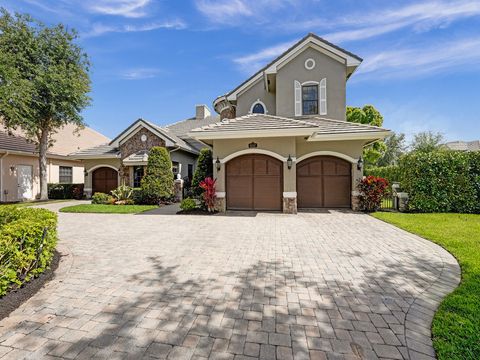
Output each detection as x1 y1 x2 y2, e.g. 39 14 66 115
82 19 186 38
86 0 152 18
233 40 296 73
121 68 162 80
358 37 480 78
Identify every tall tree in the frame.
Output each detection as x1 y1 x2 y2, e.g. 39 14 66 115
346 105 386 165
0 10 91 200
377 132 406 166
410 131 445 153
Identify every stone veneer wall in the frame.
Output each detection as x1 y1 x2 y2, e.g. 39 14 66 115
283 196 297 214
220 106 236 120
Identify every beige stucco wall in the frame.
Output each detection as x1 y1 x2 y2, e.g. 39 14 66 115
0 152 84 202
170 150 197 179
236 79 276 116
276 47 347 120
212 137 365 202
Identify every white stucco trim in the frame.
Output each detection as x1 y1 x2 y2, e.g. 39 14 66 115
301 80 319 86
87 164 119 173
283 192 297 198
249 99 268 114
296 151 357 164
219 149 292 164
216 192 226 198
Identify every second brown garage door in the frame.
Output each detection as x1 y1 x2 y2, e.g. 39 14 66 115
297 156 351 208
226 154 282 211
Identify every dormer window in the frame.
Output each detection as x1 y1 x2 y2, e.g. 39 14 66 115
250 100 267 114
302 85 318 115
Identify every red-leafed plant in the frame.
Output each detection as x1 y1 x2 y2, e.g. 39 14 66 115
199 177 217 212
357 176 389 212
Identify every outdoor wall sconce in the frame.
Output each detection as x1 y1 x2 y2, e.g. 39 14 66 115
9 166 15 172
216 157 221 172
357 157 363 171
287 155 293 170
84 169 88 177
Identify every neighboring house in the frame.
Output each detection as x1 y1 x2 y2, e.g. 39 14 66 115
0 124 109 202
444 140 480 152
189 33 391 213
71 106 218 198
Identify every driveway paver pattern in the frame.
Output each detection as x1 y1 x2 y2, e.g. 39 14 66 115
0 204 460 359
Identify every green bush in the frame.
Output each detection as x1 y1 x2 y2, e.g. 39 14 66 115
192 148 213 196
364 165 401 186
110 184 133 204
180 198 197 211
400 151 480 213
91 192 113 205
141 147 174 204
0 206 57 296
48 183 84 199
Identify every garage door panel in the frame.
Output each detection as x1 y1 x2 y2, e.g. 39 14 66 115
227 175 253 209
92 167 118 194
297 156 351 209
254 176 282 210
226 154 282 211
323 176 350 207
297 176 323 208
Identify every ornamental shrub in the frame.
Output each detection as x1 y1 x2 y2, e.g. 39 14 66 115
0 206 57 296
91 192 114 205
364 165 401 186
110 184 133 204
180 198 197 211
192 148 213 196
357 176 389 212
141 147 174 204
48 183 84 199
199 177 217 212
400 151 480 213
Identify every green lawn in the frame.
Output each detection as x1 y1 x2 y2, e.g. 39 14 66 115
4 199 70 208
60 204 157 214
372 213 480 359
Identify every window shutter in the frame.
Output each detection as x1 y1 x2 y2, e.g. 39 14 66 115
294 80 302 116
319 78 327 115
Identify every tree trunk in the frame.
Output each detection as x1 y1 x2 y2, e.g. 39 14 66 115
38 129 49 200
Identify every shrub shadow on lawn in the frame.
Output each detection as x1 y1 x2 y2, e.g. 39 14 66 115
10 247 457 359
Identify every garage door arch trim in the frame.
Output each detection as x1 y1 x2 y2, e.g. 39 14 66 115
296 151 357 164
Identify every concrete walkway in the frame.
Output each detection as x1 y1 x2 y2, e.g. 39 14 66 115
0 204 460 359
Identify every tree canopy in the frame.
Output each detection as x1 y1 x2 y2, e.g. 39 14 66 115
410 131 445 153
0 9 91 199
377 133 406 166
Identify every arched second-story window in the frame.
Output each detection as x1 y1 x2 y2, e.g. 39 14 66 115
250 100 267 114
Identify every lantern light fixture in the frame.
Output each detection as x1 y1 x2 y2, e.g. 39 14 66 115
357 157 363 171
216 157 221 172
287 155 293 170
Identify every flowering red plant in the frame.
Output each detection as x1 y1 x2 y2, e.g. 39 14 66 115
199 177 217 212
357 176 389 212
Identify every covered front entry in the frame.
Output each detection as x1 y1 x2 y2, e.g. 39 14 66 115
92 167 118 194
297 156 351 208
226 154 282 211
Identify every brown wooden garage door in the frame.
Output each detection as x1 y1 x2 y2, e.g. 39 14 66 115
92 167 118 194
226 154 282 211
297 156 351 208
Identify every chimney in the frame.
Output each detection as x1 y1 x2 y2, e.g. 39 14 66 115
196 104 211 120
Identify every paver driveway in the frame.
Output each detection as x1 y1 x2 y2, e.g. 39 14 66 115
0 203 459 360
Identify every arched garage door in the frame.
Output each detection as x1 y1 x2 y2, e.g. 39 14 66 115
226 154 282 211
297 156 351 208
92 167 118 194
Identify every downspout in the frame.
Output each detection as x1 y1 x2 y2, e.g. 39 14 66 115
0 152 9 203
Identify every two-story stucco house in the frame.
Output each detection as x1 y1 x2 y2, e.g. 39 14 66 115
189 33 391 213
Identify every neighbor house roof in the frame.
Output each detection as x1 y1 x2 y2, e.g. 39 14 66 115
68 144 120 158
444 140 480 151
0 131 37 154
213 33 363 112
189 114 391 142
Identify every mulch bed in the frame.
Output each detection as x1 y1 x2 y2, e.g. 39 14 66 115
177 209 218 215
0 250 61 321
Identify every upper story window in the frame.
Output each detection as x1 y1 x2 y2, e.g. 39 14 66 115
250 99 267 114
59 166 72 184
302 85 318 115
294 79 327 116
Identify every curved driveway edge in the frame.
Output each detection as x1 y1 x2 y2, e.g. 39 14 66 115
0 207 461 360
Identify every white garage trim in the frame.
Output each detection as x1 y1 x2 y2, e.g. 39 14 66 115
296 151 357 164
87 164 119 173
219 149 292 164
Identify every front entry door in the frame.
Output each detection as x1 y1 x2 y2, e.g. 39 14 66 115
17 165 33 201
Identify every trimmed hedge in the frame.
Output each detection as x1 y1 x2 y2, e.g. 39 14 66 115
364 165 401 186
48 183 84 199
0 206 57 296
400 151 480 213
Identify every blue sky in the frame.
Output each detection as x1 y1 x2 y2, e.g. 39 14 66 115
3 0 480 142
